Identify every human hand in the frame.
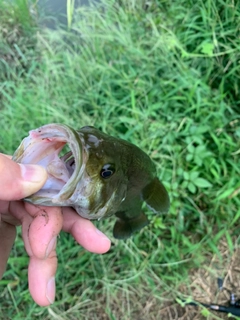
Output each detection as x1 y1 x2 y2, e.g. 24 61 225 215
0 153 111 306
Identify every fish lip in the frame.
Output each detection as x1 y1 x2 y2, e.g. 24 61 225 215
12 123 85 205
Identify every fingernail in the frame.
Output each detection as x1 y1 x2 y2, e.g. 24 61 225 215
46 277 55 304
20 164 47 183
45 236 57 258
95 229 111 242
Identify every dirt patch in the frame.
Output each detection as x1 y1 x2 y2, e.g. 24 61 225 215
159 237 240 320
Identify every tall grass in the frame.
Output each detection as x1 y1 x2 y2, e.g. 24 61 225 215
0 0 239 319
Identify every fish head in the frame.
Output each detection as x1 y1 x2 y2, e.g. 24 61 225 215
12 124 128 219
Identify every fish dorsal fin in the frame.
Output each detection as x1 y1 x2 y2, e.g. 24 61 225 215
142 177 170 214
113 212 149 239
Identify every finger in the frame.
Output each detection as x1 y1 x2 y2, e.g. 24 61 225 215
23 204 63 259
0 220 16 279
28 253 57 306
0 201 21 225
62 207 111 254
0 153 48 200
23 205 62 306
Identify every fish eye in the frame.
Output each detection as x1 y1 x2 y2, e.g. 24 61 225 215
100 164 115 179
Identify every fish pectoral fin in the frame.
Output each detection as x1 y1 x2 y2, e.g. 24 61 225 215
113 213 149 239
142 177 170 214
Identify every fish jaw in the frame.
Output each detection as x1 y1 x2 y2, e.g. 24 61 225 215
12 123 85 206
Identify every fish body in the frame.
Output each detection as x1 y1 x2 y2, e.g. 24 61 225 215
13 124 170 239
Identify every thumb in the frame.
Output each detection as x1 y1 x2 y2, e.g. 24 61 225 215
0 154 48 201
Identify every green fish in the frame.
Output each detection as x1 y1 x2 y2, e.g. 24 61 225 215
12 124 170 239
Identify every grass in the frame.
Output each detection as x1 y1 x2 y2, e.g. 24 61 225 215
0 0 240 319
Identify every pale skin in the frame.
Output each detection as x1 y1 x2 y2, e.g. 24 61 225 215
0 154 111 306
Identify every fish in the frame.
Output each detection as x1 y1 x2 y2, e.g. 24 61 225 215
12 124 170 239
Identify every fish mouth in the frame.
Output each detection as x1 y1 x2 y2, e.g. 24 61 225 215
12 123 85 206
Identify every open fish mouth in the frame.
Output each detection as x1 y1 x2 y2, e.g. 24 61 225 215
12 124 85 206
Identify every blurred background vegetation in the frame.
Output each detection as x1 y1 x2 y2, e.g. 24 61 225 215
0 0 239 319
